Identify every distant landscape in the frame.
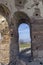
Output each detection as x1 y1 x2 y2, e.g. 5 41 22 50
19 42 31 51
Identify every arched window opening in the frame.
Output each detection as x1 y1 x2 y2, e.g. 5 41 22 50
18 23 31 57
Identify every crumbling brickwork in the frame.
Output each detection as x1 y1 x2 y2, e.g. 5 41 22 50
0 0 43 65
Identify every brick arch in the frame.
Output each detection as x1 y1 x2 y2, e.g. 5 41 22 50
10 11 32 65
13 11 31 24
12 11 32 33
13 11 31 40
14 11 32 50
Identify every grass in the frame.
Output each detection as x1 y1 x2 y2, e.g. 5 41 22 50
19 43 31 49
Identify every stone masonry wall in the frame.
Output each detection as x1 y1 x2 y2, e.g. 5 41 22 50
32 18 43 59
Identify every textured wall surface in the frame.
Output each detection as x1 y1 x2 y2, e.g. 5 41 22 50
0 15 10 65
32 18 43 59
0 0 43 65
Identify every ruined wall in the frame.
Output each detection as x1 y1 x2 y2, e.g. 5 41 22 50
0 0 43 65
0 15 10 65
32 18 43 59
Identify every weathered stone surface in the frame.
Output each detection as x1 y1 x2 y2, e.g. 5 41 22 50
0 0 43 65
0 15 10 65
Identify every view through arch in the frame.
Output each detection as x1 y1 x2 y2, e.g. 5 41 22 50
18 23 31 58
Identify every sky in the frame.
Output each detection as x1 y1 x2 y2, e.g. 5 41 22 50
18 23 31 42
